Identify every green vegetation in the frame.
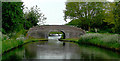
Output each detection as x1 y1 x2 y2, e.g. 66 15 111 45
61 33 120 51
64 2 120 33
1 27 46 54
49 32 63 34
1 1 120 55
2 2 24 34
1 2 47 54
78 33 120 51
64 2 120 50
60 38 79 42
49 32 65 39
2 33 47 54
24 5 47 29
2 47 25 61
77 44 120 59
2 2 47 34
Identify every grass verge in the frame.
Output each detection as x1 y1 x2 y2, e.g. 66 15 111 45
1 30 47 55
60 33 120 52
59 38 79 42
78 33 120 51
2 38 47 55
1 30 48 55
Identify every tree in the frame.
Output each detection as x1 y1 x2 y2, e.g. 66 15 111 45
113 2 120 33
64 2 106 31
102 2 120 33
66 19 82 27
23 5 47 29
2 2 24 34
64 2 120 33
0 1 2 32
103 3 116 24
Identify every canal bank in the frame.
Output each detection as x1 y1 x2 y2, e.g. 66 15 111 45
3 32 120 59
60 33 120 52
2 33 120 55
2 38 120 60
2 38 47 55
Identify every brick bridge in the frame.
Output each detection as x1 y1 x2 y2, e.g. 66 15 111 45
27 25 86 39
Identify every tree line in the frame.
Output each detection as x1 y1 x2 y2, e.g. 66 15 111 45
64 2 120 33
2 2 46 34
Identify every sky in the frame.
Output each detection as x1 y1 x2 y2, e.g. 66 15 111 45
22 0 69 25
21 0 114 25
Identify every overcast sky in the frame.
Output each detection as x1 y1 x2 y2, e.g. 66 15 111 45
21 0 114 25
22 0 69 25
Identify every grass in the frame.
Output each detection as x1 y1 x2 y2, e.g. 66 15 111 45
60 38 79 42
78 33 120 51
1 31 47 55
2 39 23 54
2 37 47 54
1 30 120 54
61 33 120 51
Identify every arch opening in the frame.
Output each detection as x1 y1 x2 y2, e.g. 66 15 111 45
60 31 65 39
48 30 66 39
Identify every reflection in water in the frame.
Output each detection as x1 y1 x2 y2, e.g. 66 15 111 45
48 35 61 39
63 42 65 46
2 36 120 60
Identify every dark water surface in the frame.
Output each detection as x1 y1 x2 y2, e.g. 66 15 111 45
2 36 120 61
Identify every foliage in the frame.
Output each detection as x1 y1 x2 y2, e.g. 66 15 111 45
0 1 2 33
2 2 24 34
2 2 47 34
2 32 47 54
49 32 63 34
23 5 47 29
66 19 82 27
64 2 106 31
1 2 48 55
64 2 120 33
2 39 24 53
112 2 120 33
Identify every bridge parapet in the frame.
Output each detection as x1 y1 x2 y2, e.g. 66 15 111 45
27 25 86 39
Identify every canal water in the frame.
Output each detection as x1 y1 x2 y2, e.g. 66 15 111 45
2 36 120 60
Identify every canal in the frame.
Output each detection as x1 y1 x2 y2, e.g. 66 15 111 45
2 36 120 60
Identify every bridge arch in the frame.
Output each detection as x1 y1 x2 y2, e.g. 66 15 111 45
27 25 85 39
47 30 66 39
